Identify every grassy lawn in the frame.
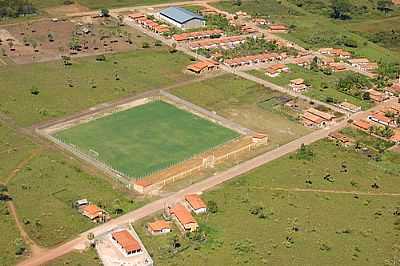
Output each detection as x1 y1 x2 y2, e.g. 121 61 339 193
46 249 101 266
171 74 312 149
0 47 192 126
248 65 373 110
213 0 400 63
7 150 142 247
0 124 37 183
136 139 400 265
56 101 239 178
0 203 25 266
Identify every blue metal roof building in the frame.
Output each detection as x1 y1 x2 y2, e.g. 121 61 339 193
159 7 205 30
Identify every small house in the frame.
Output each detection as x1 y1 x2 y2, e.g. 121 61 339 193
170 204 198 232
111 230 143 256
147 220 171 235
185 194 207 214
79 204 107 223
353 119 372 131
338 101 361 113
289 78 308 93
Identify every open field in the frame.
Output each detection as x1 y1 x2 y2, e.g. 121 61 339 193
171 74 312 149
213 0 400 63
0 124 37 183
7 150 143 247
248 64 373 110
0 202 25 266
136 138 400 265
46 249 100 266
55 100 239 178
0 47 192 126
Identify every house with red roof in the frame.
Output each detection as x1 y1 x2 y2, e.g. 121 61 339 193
111 230 143 256
185 194 207 214
170 204 198 232
147 220 171 235
79 204 107 223
368 111 397 128
353 119 372 131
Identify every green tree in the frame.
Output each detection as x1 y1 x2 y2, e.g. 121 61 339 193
377 0 394 14
331 0 352 20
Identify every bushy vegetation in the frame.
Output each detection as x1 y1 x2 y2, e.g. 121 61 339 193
336 74 372 100
0 0 36 18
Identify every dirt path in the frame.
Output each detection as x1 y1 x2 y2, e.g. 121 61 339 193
270 187 400 197
7 202 47 257
4 148 42 184
2 148 46 257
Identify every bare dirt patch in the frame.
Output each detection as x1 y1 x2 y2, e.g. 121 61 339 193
0 16 150 64
44 4 91 17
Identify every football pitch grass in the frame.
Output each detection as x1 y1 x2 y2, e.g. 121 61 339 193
55 101 239 178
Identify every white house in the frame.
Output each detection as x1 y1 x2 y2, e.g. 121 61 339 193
185 194 207 214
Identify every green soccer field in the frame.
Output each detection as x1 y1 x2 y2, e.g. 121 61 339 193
55 101 239 178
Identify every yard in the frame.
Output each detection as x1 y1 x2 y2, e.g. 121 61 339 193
7 150 142 247
0 47 193 126
136 138 400 265
171 74 312 149
55 100 239 178
248 64 374 110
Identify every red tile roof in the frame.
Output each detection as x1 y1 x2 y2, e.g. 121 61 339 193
81 204 103 217
353 119 372 130
112 230 141 253
185 194 207 210
148 220 171 232
170 204 197 225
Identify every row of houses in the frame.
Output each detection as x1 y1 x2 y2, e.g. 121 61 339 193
268 24 289 33
128 12 170 34
172 29 224 42
318 48 352 59
223 52 287 68
302 108 336 128
144 194 208 236
348 58 379 72
188 35 247 50
186 60 219 74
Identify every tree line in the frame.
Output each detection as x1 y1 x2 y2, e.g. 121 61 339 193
0 0 36 18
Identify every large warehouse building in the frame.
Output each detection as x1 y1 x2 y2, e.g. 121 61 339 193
158 7 205 30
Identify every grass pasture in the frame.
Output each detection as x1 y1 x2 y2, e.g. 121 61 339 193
46 249 101 266
248 64 373 110
0 48 192 126
0 203 25 266
55 101 239 178
0 124 37 183
8 150 141 247
171 74 312 149
136 139 400 265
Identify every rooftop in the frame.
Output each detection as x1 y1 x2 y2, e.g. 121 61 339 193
160 7 204 24
112 230 141 253
170 204 197 225
185 194 207 210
